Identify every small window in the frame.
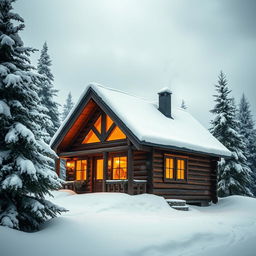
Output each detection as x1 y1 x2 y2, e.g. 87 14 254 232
112 156 127 179
76 160 87 181
164 155 187 182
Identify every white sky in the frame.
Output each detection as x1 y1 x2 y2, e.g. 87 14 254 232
14 0 256 127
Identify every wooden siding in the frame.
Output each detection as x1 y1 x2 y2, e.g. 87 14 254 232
133 151 149 180
152 149 218 203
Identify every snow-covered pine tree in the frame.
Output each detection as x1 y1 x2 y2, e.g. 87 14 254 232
62 92 74 121
238 94 256 195
37 42 60 142
181 99 187 109
0 0 65 231
210 71 252 197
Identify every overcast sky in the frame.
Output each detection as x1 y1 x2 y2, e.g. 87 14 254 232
14 0 256 127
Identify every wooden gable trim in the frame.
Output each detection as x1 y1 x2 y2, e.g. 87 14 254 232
89 89 142 150
51 87 142 152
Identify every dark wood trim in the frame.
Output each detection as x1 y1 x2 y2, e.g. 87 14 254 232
104 122 116 140
55 157 60 177
127 146 134 195
147 149 153 193
59 145 129 157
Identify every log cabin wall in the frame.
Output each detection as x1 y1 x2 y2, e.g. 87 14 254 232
133 151 149 180
152 149 218 204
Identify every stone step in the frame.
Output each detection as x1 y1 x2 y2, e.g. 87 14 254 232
166 199 186 207
171 205 189 211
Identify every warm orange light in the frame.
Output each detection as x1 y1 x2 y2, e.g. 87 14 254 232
82 129 100 144
107 126 126 141
106 115 114 131
112 156 127 179
76 160 87 181
96 159 103 180
177 159 185 180
165 158 174 179
94 115 102 134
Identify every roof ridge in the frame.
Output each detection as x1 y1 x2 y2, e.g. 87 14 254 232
89 82 155 104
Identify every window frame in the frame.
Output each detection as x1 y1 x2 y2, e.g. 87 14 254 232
75 159 88 181
111 154 128 180
164 154 188 183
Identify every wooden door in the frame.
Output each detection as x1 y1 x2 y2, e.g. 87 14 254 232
93 157 103 192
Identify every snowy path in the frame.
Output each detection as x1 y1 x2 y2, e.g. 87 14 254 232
1 191 256 256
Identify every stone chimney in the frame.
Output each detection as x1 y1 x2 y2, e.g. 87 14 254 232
158 87 172 118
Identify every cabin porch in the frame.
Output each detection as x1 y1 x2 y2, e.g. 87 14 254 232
55 146 149 195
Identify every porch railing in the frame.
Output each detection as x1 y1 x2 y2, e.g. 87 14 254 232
106 179 147 194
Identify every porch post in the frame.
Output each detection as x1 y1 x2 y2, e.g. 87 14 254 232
127 146 134 195
55 157 60 177
103 152 108 192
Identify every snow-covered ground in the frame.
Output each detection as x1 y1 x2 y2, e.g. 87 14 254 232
1 191 256 256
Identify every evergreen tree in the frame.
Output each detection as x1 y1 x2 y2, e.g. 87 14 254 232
210 71 252 197
62 92 74 121
37 42 60 141
238 94 256 195
0 0 65 231
180 99 187 109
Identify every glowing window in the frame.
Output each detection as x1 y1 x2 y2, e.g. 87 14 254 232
177 159 185 180
66 160 75 181
106 115 114 131
82 129 100 144
94 115 102 134
96 159 103 180
107 126 126 141
165 157 174 179
112 156 127 179
76 160 87 180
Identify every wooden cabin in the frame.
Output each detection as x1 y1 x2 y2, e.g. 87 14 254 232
50 84 230 206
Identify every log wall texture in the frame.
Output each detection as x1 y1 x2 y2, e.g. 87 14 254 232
152 149 218 203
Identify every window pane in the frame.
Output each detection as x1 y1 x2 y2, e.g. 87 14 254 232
96 159 103 180
181 170 184 180
94 115 102 134
66 160 75 181
112 156 127 179
165 157 174 179
176 160 185 180
76 160 81 171
107 126 126 141
166 158 169 169
82 129 100 144
76 160 87 180
106 115 114 131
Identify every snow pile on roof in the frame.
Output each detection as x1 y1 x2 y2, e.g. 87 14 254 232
1 191 256 256
51 83 231 157
158 86 172 94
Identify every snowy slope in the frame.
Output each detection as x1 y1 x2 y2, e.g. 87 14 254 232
51 83 231 157
1 191 256 256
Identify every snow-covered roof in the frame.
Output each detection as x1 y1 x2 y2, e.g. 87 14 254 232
51 83 231 157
